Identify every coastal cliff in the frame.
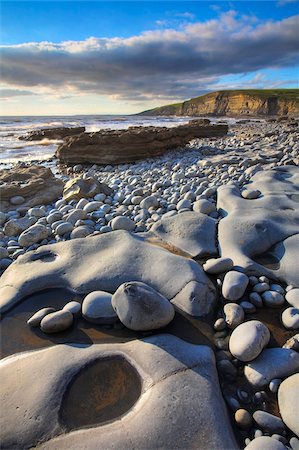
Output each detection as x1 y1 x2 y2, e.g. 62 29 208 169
139 89 299 117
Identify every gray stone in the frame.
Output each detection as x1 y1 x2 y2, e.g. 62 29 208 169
18 224 49 247
203 257 233 274
244 436 287 450
151 211 217 258
0 247 8 259
253 282 270 293
140 195 159 209
171 280 216 317
193 199 216 215
244 348 299 387
70 226 92 239
111 216 135 231
249 292 263 307
55 222 74 236
65 209 87 225
28 207 46 218
82 291 117 324
0 335 238 450
229 320 270 362
286 289 299 307
223 303 244 329
222 271 249 301
282 307 299 330
27 307 56 327
253 411 285 433
278 373 299 437
10 195 25 205
40 310 73 333
176 199 191 211
63 301 81 317
83 201 104 213
0 258 12 270
0 230 216 316
4 216 36 236
262 291 285 307
112 282 174 331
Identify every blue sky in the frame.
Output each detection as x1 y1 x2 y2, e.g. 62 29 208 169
0 1 298 115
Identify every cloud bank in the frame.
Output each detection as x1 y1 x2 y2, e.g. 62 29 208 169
1 11 298 102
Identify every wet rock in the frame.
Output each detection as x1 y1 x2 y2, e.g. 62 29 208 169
19 126 85 141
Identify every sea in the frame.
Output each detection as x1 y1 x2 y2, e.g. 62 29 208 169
0 114 238 168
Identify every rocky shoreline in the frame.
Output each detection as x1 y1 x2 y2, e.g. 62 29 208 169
0 117 298 450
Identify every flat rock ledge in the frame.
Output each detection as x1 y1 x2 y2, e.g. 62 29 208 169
56 120 228 165
19 126 85 141
0 165 64 212
0 334 238 450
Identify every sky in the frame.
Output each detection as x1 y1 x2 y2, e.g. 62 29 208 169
0 0 298 115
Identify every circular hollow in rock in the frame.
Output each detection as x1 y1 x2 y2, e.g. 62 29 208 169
59 356 142 431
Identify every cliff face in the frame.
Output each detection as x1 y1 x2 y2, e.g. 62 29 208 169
140 90 299 117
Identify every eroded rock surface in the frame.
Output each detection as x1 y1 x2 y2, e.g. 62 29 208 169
19 126 85 141
0 230 216 315
217 166 299 286
0 165 63 212
56 120 228 165
0 335 238 450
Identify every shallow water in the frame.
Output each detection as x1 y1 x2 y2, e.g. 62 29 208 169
0 114 239 167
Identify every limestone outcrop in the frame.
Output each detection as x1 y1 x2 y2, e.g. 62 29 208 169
56 120 228 165
19 126 85 141
0 165 63 212
140 89 299 117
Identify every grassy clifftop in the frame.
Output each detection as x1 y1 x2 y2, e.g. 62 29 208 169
138 89 299 117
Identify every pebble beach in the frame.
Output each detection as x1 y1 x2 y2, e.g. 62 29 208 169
0 116 299 450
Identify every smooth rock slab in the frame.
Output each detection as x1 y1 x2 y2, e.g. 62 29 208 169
112 282 174 330
0 231 216 316
82 291 117 324
278 373 299 437
229 320 270 362
0 335 238 450
151 211 217 258
244 348 299 387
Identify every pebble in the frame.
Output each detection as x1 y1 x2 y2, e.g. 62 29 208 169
223 303 244 329
214 317 226 331
244 436 287 450
0 258 12 269
27 307 56 327
55 222 74 236
290 437 299 450
222 271 249 301
234 409 252 429
83 201 103 213
40 310 73 333
82 291 118 324
0 247 8 259
281 307 299 329
70 226 92 239
249 292 263 308
262 291 285 307
229 320 270 362
253 411 285 433
112 281 175 331
269 379 282 394
286 288 299 308
239 301 256 313
18 224 49 247
253 282 270 293
63 301 81 317
193 199 216 214
111 216 135 231
203 257 233 274
241 189 261 199
140 195 159 209
10 195 25 205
